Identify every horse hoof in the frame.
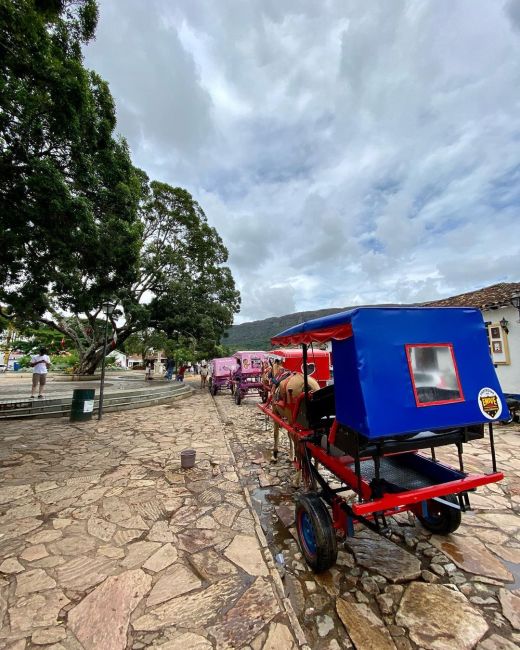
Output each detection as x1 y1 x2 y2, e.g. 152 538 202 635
270 451 278 463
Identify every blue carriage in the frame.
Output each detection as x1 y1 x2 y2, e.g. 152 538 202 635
260 306 507 572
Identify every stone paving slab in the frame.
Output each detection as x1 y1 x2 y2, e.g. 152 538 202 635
0 392 301 649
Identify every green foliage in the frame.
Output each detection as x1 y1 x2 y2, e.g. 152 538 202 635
16 176 242 375
211 343 233 359
17 354 31 368
0 0 142 318
145 183 240 356
124 329 169 361
15 350 77 371
50 350 78 371
10 323 74 354
124 329 199 366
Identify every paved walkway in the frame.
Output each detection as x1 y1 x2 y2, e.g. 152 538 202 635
0 389 302 649
0 385 519 649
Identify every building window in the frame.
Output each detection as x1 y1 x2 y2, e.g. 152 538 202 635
405 343 464 407
486 322 510 365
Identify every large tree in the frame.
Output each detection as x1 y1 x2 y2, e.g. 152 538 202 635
0 0 142 317
34 180 240 374
0 2 240 370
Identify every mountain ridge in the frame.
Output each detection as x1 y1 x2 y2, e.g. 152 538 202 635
224 306 348 351
224 302 423 350
222 307 362 352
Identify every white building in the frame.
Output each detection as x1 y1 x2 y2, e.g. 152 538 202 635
428 282 520 394
107 350 127 368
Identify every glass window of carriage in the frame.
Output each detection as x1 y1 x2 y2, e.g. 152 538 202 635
405 344 464 406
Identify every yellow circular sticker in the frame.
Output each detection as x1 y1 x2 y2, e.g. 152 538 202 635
478 387 502 420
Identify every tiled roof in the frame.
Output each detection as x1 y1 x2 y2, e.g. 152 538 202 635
425 282 520 309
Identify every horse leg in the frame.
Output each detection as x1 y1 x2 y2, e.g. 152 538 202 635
292 440 302 488
289 434 295 461
271 420 279 462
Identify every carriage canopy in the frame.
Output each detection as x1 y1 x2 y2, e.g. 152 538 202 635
232 351 267 375
271 307 508 439
269 348 331 387
211 357 238 378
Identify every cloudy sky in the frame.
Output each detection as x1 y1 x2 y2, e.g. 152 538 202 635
85 0 520 323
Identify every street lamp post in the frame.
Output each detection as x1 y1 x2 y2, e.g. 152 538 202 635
98 299 116 420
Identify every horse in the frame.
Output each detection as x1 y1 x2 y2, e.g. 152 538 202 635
271 370 320 461
260 360 273 403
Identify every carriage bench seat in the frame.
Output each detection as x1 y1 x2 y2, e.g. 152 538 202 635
294 384 336 430
327 424 485 459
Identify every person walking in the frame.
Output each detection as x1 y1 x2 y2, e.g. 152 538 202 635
176 364 187 382
30 347 51 398
165 357 174 381
200 362 209 389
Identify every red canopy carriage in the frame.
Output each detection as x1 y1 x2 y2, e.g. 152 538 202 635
268 348 331 388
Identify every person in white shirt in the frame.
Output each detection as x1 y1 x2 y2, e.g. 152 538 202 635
200 362 209 389
30 347 51 398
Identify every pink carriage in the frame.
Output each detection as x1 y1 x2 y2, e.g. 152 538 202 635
231 351 268 405
209 357 238 396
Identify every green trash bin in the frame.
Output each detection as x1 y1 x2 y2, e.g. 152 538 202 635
70 389 95 422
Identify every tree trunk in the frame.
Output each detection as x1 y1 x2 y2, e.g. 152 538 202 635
77 346 106 375
75 328 132 375
38 311 133 375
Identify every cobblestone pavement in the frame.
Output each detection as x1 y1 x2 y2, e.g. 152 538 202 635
216 391 520 650
0 388 302 649
1 385 519 650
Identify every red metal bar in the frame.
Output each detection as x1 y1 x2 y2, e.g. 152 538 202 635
350 472 504 515
258 403 305 432
328 419 339 445
306 443 373 500
305 442 504 512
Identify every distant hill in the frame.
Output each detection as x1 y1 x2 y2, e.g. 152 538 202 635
224 302 419 350
223 307 349 351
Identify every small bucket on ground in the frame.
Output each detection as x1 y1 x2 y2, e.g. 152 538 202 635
181 448 196 469
70 389 95 422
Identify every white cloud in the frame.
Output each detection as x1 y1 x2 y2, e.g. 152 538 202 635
85 0 520 323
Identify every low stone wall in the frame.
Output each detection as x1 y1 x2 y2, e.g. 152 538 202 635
0 382 191 420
